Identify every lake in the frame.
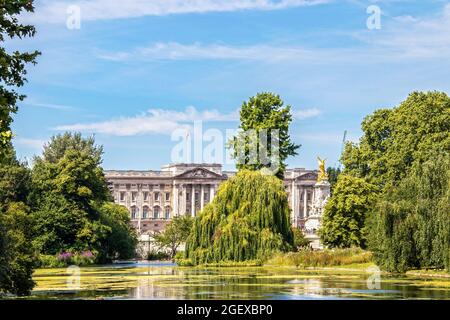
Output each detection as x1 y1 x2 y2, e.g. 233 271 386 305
30 262 450 300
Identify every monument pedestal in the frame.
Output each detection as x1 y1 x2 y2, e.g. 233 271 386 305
305 180 331 250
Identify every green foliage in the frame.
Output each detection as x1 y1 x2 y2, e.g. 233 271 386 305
342 91 450 188
41 132 103 165
154 215 193 259
37 251 97 268
97 203 137 261
0 202 35 296
326 167 341 191
267 247 372 268
368 155 450 273
292 227 310 251
0 0 40 158
229 92 300 178
185 170 293 265
146 250 170 261
30 133 135 262
0 144 30 210
320 175 378 248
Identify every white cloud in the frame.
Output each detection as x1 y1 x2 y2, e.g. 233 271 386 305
292 108 321 119
24 101 76 111
14 138 46 150
97 4 450 63
24 0 329 24
97 42 324 62
54 106 238 136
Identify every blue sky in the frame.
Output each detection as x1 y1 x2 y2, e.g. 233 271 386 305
8 0 450 171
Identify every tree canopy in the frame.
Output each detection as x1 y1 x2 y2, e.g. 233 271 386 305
30 133 134 261
320 175 377 248
229 92 300 178
342 91 450 188
154 215 193 259
184 170 293 265
368 154 450 272
0 0 40 158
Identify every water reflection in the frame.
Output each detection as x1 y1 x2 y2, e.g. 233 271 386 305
30 263 450 300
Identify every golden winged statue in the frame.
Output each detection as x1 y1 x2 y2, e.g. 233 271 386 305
317 157 329 182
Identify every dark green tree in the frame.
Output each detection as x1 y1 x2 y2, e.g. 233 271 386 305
30 133 134 260
292 227 310 250
0 202 35 296
154 215 193 260
342 91 450 188
229 93 300 178
97 203 137 261
0 0 40 158
368 154 450 272
185 170 293 265
319 175 378 248
326 166 341 191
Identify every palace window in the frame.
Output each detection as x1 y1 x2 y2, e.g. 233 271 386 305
195 192 199 201
165 192 170 202
142 206 149 219
154 207 160 219
154 192 160 202
143 192 149 201
186 193 190 201
120 192 126 202
204 193 209 202
131 206 137 220
131 192 137 202
165 207 170 219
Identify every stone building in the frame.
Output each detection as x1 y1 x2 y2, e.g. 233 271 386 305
105 163 330 252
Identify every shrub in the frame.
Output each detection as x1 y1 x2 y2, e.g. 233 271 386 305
267 248 373 268
146 250 170 261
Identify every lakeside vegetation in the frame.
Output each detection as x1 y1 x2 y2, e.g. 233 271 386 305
267 248 372 268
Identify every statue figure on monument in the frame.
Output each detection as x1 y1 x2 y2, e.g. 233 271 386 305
317 157 329 182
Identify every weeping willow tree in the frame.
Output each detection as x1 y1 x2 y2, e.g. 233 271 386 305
184 170 293 265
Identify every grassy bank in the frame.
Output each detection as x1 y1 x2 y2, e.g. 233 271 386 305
266 248 373 268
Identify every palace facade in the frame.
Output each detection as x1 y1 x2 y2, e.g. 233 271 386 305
105 163 330 251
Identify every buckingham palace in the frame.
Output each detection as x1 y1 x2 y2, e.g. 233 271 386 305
105 163 330 250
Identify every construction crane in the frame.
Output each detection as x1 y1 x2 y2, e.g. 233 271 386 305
338 130 347 171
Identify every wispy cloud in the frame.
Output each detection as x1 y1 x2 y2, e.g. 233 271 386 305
292 108 321 119
97 42 325 62
24 101 76 111
54 106 238 136
24 0 329 24
14 138 46 150
97 4 450 63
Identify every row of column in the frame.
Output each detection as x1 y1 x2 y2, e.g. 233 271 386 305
175 183 217 217
290 184 314 224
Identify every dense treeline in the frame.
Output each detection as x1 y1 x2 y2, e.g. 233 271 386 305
321 91 450 272
0 134 137 296
184 170 293 265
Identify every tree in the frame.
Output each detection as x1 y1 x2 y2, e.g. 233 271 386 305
98 203 137 261
292 227 310 250
0 144 30 210
320 175 378 248
326 166 341 191
154 215 193 260
342 91 450 188
41 132 103 164
0 202 35 296
0 0 40 158
368 154 450 273
185 170 293 265
229 93 300 178
30 133 135 260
